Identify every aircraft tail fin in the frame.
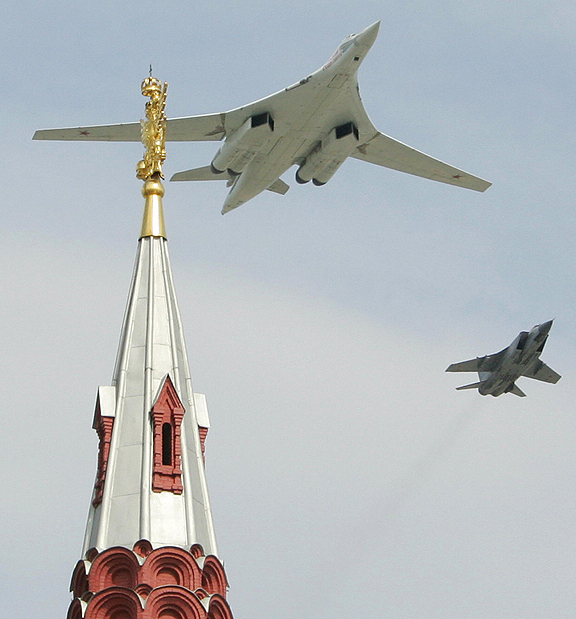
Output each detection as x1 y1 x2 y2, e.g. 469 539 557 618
505 383 527 397
455 381 485 391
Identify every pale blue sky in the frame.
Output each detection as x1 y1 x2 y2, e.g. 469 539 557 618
2 2 576 618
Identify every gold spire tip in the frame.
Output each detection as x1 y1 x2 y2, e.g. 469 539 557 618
138 74 168 239
136 75 168 181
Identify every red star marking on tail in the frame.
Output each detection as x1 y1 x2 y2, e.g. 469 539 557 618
79 130 90 136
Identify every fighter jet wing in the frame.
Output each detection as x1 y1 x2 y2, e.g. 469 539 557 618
351 132 491 192
523 361 561 384
33 113 226 142
446 358 483 373
446 348 507 373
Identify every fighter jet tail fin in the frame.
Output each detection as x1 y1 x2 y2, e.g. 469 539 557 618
455 381 485 391
505 383 527 397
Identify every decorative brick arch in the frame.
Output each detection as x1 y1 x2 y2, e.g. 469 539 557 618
71 560 90 598
89 547 140 593
133 539 153 559
86 547 100 562
85 588 141 619
194 588 209 601
68 545 233 619
66 598 85 619
201 556 228 597
135 583 153 600
189 544 204 559
141 547 202 590
151 375 185 494
144 586 207 619
207 595 234 619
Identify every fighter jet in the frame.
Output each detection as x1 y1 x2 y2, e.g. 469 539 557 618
34 21 491 214
446 321 561 397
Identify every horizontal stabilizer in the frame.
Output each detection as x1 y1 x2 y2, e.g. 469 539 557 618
351 132 491 192
33 114 226 143
523 361 561 384
267 178 290 195
506 383 526 397
171 167 290 195
171 166 232 182
455 381 485 391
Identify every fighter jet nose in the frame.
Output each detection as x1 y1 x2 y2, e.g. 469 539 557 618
539 320 554 335
357 21 381 48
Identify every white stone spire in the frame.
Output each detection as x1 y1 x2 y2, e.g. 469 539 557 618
37 77 235 619
83 177 218 556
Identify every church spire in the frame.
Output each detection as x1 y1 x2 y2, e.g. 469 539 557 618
64 76 234 619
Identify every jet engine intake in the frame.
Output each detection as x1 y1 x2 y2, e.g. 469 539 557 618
211 112 274 175
295 122 359 185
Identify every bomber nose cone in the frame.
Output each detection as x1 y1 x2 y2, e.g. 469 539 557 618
539 319 554 335
357 20 381 49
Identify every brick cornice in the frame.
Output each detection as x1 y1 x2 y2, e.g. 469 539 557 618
67 543 233 619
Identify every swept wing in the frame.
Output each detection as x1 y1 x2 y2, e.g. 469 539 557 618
33 114 226 142
446 349 506 373
351 132 491 192
524 361 561 384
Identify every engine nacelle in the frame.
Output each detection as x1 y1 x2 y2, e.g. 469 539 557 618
211 113 274 175
295 122 359 185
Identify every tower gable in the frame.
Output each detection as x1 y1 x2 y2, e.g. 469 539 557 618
151 375 185 494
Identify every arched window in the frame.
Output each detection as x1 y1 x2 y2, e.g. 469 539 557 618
162 423 173 466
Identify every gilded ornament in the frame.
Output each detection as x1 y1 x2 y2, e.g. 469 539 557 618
136 75 168 180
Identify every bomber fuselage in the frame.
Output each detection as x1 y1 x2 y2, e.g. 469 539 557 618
220 22 380 212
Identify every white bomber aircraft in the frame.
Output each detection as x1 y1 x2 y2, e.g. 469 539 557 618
34 21 491 214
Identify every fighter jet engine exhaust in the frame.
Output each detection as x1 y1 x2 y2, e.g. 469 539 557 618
296 122 359 185
211 112 274 176
377 404 478 523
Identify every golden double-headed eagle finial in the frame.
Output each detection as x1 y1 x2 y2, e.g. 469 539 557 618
136 75 168 180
